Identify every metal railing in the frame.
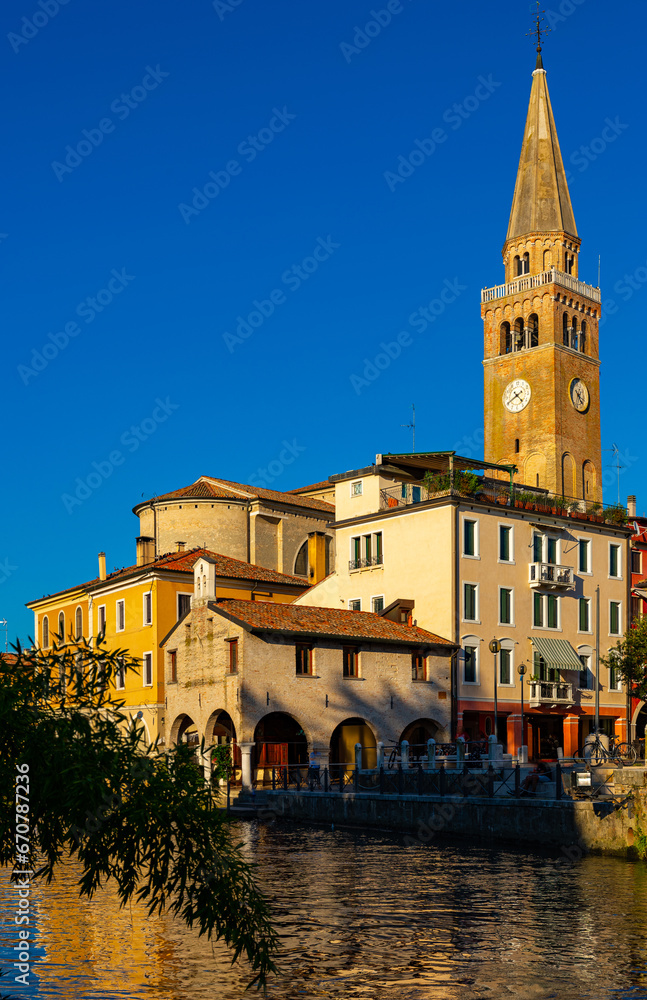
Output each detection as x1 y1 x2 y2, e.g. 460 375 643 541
529 562 574 587
481 267 601 304
349 555 383 571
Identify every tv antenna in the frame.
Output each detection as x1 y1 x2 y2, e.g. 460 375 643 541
604 443 626 505
401 404 416 452
0 618 7 653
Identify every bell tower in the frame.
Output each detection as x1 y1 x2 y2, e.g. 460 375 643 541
481 48 602 503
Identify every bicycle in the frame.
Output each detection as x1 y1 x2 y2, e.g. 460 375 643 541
573 734 637 766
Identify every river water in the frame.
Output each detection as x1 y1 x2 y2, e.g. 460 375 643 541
2 821 647 1000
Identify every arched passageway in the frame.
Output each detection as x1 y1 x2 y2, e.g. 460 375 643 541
253 712 308 769
329 717 377 770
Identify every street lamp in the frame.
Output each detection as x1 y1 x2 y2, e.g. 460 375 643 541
518 661 527 758
488 639 501 742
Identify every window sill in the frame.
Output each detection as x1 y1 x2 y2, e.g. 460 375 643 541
462 619 481 626
498 621 515 628
412 679 432 684
342 676 364 681
295 673 320 679
497 560 516 566
462 554 481 560
462 681 480 686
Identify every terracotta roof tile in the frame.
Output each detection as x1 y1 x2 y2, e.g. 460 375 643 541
287 481 332 493
215 600 454 646
138 477 334 513
27 549 309 605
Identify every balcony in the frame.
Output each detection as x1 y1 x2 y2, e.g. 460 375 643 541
481 267 601 304
529 562 573 589
349 556 383 572
527 681 574 708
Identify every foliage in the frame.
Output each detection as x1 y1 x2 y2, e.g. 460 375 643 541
423 470 481 496
211 743 234 783
601 614 647 702
586 502 602 515
514 491 536 506
0 642 278 990
604 503 627 525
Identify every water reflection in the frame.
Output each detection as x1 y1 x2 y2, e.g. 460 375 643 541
2 821 647 999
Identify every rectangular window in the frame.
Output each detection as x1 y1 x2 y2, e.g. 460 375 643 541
609 656 622 691
609 544 620 578
632 596 643 623
533 592 543 628
546 537 557 565
579 598 590 632
115 660 125 690
533 533 543 563
98 605 106 635
464 645 477 684
463 519 477 556
578 539 590 573
295 645 313 675
547 594 558 629
499 587 512 625
228 639 239 673
351 480 363 496
351 536 361 569
579 654 590 690
631 549 641 574
499 648 511 685
177 593 192 620
374 532 383 564
143 653 152 687
412 652 426 681
116 599 125 632
143 592 152 626
349 599 361 611
343 647 359 678
610 601 621 636
364 534 372 563
169 650 177 683
412 485 421 503
463 583 477 621
499 525 512 562
534 651 557 683
371 595 384 614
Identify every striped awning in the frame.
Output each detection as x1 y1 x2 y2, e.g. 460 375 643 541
530 637 583 671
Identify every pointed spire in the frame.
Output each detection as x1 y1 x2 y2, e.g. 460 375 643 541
506 63 577 241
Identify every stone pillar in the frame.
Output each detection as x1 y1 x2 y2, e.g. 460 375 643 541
313 746 330 770
456 736 465 769
563 715 580 760
376 742 384 769
355 743 362 772
507 714 522 755
488 734 502 762
239 742 255 792
400 739 409 767
427 738 436 770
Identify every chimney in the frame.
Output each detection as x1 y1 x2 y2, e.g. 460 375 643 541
136 536 156 566
98 552 106 581
176 541 186 553
628 495 637 518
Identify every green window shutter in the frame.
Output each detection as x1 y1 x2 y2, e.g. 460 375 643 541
533 593 543 627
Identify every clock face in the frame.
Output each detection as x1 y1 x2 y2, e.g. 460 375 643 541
502 379 531 413
570 378 589 412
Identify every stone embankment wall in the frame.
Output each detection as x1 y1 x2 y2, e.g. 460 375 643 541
260 786 647 859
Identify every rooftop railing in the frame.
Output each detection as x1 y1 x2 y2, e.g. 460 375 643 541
481 267 601 304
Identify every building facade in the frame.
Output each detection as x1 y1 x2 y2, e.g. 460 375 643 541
296 453 631 758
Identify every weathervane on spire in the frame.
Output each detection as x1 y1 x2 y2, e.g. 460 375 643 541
526 1 550 62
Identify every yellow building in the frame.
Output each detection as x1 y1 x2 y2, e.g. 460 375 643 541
26 545 310 744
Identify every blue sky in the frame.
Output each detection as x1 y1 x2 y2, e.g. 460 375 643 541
2 0 645 644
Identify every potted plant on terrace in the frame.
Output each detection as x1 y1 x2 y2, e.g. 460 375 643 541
604 503 627 526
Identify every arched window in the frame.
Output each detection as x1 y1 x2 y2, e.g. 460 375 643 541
580 321 587 354
513 318 524 351
514 255 522 276
75 606 83 640
294 541 308 577
500 321 511 354
42 616 49 648
543 249 552 271
528 313 539 348
58 612 65 641
562 313 569 346
522 252 530 275
571 316 578 351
